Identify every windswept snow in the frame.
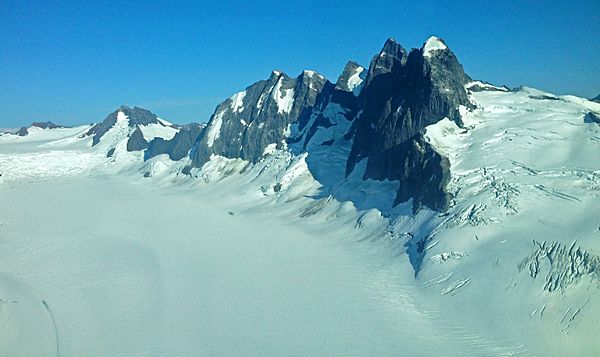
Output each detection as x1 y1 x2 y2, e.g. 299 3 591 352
423 36 447 57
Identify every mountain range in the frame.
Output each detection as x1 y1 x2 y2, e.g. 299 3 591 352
2 35 600 354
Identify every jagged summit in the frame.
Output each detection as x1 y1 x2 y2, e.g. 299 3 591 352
335 61 365 94
189 69 328 166
382 37 402 52
347 36 471 211
181 36 471 212
31 121 65 129
365 38 408 85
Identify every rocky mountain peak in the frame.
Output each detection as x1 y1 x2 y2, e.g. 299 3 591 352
87 105 162 146
365 38 408 85
189 70 329 166
347 36 472 211
335 61 365 94
180 36 471 212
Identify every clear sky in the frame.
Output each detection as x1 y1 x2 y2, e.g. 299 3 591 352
1 0 599 127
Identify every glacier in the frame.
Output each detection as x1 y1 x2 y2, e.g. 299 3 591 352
1 37 600 356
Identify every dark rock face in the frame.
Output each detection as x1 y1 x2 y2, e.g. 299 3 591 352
126 127 149 151
16 127 29 136
289 61 364 150
87 106 162 146
584 112 600 124
346 37 471 211
16 121 66 136
189 70 327 166
146 123 206 161
592 94 600 103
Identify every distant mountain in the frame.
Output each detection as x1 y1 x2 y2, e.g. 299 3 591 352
15 121 68 136
592 94 600 103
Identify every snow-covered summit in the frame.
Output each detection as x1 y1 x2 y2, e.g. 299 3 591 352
422 36 448 57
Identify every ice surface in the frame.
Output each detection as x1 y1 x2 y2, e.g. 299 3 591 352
0 152 516 356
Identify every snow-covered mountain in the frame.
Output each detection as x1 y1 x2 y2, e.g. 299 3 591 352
84 105 179 154
1 36 600 355
13 121 69 136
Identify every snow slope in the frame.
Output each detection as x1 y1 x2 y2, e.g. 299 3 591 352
1 86 600 355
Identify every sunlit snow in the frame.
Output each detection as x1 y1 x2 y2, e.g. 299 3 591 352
1 85 599 356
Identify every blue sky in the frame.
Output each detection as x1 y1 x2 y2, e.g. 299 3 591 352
1 0 599 127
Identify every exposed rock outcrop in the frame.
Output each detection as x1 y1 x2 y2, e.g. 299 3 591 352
180 36 471 212
346 36 471 211
584 112 600 124
189 70 327 166
146 123 206 161
126 127 149 152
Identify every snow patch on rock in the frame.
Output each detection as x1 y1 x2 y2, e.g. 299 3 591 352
423 36 447 58
205 110 226 148
230 91 246 113
347 66 365 96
